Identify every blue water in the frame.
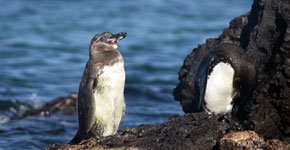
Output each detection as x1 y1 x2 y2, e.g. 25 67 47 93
0 0 253 149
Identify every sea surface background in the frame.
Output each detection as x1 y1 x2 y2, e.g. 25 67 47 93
0 0 253 149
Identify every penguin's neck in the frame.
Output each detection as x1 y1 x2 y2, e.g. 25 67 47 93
204 62 235 114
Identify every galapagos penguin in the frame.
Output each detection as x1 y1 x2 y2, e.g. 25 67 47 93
194 44 257 117
69 32 127 144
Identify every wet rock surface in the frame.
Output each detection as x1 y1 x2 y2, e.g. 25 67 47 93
43 0 289 149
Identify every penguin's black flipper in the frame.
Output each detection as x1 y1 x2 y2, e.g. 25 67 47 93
194 53 212 112
69 63 96 144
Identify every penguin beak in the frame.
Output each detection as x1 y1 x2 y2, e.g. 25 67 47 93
107 32 127 44
114 32 127 42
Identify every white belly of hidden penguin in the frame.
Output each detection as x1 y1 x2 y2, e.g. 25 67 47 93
204 62 234 114
193 44 257 117
94 62 125 136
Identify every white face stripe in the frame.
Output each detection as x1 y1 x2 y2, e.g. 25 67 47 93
112 44 118 49
204 62 235 114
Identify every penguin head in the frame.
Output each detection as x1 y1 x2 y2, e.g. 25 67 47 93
90 32 127 52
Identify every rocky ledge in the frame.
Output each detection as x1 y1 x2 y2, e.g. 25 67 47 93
43 0 290 149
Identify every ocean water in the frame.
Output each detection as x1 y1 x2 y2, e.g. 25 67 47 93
0 0 253 149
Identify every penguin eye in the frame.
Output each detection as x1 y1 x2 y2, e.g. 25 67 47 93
100 37 106 42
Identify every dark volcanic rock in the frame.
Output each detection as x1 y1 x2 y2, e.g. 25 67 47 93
46 113 243 150
241 0 290 142
174 0 290 145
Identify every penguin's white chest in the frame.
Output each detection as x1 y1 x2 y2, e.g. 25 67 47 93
204 62 234 114
93 62 125 136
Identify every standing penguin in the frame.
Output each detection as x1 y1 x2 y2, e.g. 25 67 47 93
194 44 257 118
69 32 127 144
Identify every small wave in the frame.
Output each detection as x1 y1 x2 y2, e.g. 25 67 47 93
0 115 10 124
0 99 34 124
